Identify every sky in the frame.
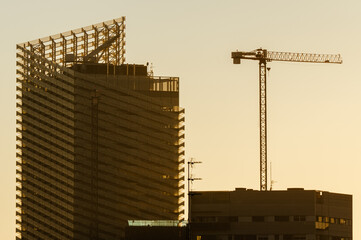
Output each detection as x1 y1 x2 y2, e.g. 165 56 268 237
1 0 360 238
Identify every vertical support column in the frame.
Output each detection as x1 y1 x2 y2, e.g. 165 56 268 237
72 32 77 63
83 29 88 58
40 42 45 72
121 17 126 64
51 38 56 64
25 43 32 77
90 90 99 240
93 26 99 55
259 60 267 191
114 20 120 66
105 25 110 64
61 35 67 66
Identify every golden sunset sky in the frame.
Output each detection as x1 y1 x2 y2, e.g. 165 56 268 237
1 1 360 238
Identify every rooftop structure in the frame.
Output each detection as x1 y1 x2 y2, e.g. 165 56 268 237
19 17 126 66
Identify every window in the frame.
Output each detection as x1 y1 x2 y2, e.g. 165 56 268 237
316 236 329 240
234 235 257 240
284 235 292 240
275 216 289 222
229 216 238 222
294 215 306 221
197 216 217 223
293 236 306 240
315 222 329 230
330 237 349 240
252 216 265 222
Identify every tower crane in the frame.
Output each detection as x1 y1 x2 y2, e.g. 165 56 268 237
231 48 342 191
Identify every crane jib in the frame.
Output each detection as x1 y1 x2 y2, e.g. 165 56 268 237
232 50 342 64
266 51 342 64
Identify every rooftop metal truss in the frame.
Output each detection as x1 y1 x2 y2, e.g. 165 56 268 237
17 17 126 67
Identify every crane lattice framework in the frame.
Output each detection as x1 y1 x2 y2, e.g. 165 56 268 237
17 17 126 67
232 48 342 191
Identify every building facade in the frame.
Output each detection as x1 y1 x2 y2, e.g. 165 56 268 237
16 18 185 239
190 188 352 240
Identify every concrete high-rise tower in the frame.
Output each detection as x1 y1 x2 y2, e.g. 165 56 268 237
15 17 185 239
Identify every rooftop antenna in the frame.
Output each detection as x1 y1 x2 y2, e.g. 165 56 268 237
148 63 154 77
270 162 276 190
187 158 201 240
188 158 202 192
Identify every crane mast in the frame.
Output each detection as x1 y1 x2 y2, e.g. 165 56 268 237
232 48 342 191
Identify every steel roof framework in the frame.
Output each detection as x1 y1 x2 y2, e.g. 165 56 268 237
17 17 126 67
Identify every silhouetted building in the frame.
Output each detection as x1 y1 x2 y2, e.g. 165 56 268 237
15 17 185 239
190 188 352 240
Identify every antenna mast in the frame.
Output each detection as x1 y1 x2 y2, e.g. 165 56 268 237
187 158 201 240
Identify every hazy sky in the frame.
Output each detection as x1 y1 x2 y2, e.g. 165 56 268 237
1 1 360 238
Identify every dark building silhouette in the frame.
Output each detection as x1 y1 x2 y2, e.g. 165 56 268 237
190 188 352 240
15 17 185 239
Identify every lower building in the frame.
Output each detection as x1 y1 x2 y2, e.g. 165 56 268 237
190 188 352 240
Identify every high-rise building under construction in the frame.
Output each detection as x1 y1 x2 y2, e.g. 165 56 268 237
15 17 185 239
